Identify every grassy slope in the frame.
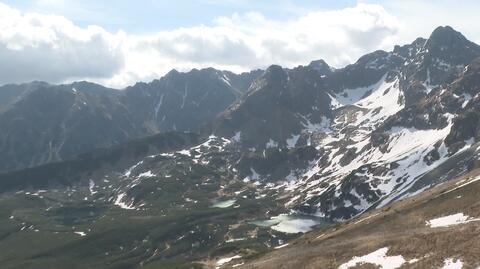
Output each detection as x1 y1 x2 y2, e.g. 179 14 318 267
239 169 480 269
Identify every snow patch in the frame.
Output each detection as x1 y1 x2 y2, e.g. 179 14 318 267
441 258 463 269
461 93 472 108
274 243 289 249
266 139 278 148
426 213 480 228
138 171 155 178
124 161 143 177
232 131 241 143
114 193 135 210
333 74 393 107
286 134 300 148
212 199 236 208
154 93 165 120
89 179 97 195
339 247 405 269
74 231 86 237
299 115 331 133
177 149 191 156
221 74 232 87
216 255 242 267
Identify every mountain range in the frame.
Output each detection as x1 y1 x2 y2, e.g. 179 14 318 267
0 69 260 172
0 26 480 268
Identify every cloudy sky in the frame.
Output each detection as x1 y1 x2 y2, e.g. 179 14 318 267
1 0 479 88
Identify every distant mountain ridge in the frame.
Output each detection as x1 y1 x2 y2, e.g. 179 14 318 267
0 68 261 172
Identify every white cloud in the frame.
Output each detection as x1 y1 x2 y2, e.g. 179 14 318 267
0 2 403 88
0 2 124 85
361 0 480 45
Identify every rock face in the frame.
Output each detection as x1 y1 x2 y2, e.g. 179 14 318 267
123 68 261 133
213 64 332 149
0 81 49 110
0 85 146 172
0 68 261 172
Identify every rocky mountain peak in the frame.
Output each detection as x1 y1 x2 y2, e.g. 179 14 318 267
308 59 333 75
164 68 180 78
263 65 286 79
424 25 480 67
427 26 467 46
400 26 480 88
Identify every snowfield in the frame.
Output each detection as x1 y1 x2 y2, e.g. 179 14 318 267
114 193 136 210
275 70 478 221
216 255 242 268
441 258 463 269
212 199 236 208
426 213 480 228
338 247 406 269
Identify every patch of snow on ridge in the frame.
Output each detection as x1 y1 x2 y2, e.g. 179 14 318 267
339 247 406 269
426 213 480 228
441 258 463 269
154 93 165 120
74 231 86 237
298 114 331 134
232 131 241 142
423 68 435 94
180 83 188 109
379 125 476 206
245 167 260 181
212 199 236 208
328 93 342 109
266 139 278 148
151 135 231 165
333 74 389 107
461 93 472 108
114 193 135 210
124 161 143 177
89 179 96 195
216 255 242 268
138 171 155 178
286 134 300 148
353 76 403 127
177 149 191 156
274 243 289 249
221 74 231 87
447 175 480 194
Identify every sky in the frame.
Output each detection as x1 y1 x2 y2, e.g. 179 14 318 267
0 0 480 88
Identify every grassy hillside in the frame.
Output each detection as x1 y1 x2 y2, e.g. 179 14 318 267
238 169 480 269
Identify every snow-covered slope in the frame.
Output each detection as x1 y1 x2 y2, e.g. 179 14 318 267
212 26 480 221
